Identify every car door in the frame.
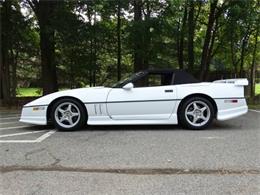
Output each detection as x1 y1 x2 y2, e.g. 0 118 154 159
106 72 177 120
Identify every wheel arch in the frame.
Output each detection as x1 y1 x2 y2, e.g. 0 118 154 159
177 93 218 118
46 96 88 123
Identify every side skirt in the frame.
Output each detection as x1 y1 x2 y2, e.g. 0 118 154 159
87 114 178 125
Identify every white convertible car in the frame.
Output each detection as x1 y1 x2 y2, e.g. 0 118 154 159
20 69 248 130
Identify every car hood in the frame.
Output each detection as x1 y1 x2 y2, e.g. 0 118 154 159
24 87 111 107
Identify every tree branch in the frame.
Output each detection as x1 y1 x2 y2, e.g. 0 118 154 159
194 1 202 24
26 0 39 17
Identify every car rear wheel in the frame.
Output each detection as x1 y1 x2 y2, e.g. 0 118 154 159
51 98 87 131
179 97 214 130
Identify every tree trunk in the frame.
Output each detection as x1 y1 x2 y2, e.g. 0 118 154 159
230 33 238 75
250 29 258 98
187 0 195 72
89 71 92 87
10 49 18 97
0 0 11 102
239 30 250 78
93 9 97 87
204 19 218 81
86 3 96 87
143 0 151 67
133 0 144 73
28 0 58 95
239 40 246 78
178 2 188 69
200 0 218 81
117 0 121 81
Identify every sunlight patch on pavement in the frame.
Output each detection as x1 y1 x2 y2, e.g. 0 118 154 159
200 136 225 140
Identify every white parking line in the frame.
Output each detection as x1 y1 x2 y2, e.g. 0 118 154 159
0 121 21 125
0 116 20 120
0 110 20 112
0 112 20 115
0 112 56 143
0 130 46 138
35 130 56 142
0 113 20 118
0 125 33 131
249 109 260 113
0 140 39 143
0 130 56 143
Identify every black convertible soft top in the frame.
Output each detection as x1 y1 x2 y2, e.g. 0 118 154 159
113 69 199 88
146 69 199 85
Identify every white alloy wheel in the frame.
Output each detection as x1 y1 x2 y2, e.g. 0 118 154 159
54 102 81 129
185 100 211 127
179 97 214 130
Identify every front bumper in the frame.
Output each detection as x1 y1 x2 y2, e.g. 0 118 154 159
19 106 48 125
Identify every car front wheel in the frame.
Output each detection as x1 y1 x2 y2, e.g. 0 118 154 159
51 98 87 131
179 97 214 130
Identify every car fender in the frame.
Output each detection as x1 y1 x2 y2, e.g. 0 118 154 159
24 87 111 108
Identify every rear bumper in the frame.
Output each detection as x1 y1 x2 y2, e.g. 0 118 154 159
216 98 248 121
19 106 48 125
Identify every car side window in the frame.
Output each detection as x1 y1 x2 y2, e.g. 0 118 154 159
133 73 173 88
148 74 161 86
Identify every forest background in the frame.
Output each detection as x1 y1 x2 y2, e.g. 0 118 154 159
0 0 259 105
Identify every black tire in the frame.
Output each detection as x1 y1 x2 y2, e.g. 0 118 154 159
51 98 87 131
179 97 214 130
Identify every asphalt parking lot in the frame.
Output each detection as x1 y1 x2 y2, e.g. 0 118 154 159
0 109 259 195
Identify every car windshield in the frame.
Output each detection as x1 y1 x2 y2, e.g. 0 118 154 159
104 71 145 88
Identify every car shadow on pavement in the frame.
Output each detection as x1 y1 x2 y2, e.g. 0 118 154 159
17 121 238 133
74 120 236 132
20 125 55 131
21 120 238 132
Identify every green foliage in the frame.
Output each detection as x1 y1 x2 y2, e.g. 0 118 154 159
16 88 42 97
256 84 260 96
1 0 259 98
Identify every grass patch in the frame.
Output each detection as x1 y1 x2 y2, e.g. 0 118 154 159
16 88 71 97
16 88 42 97
256 83 260 95
248 104 260 110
